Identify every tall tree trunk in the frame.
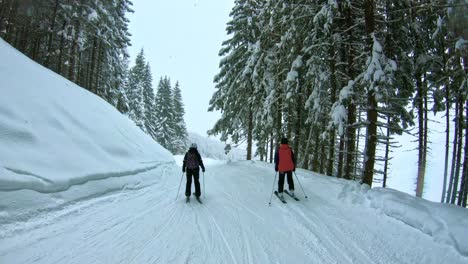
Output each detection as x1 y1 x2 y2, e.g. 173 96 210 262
383 116 391 188
302 126 313 169
355 108 363 180
44 0 59 68
441 83 451 202
68 8 82 82
294 80 302 162
415 75 427 197
461 99 468 207
344 2 357 180
312 129 320 172
337 135 345 178
87 35 98 92
93 41 104 95
320 143 326 174
327 45 337 176
269 133 274 163
446 100 459 203
451 99 463 204
362 0 377 187
56 21 66 75
246 106 253 160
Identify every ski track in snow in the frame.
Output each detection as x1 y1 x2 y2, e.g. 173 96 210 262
0 162 467 264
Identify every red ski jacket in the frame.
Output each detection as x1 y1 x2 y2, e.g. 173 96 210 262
275 144 296 172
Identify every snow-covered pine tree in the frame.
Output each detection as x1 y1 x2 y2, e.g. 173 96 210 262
209 0 264 160
154 77 177 152
142 62 158 140
126 49 146 130
172 81 188 154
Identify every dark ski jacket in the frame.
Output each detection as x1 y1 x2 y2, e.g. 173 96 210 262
183 147 205 172
274 144 296 172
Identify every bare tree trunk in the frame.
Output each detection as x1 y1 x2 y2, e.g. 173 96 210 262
362 0 377 187
246 106 253 160
344 2 357 181
68 4 82 82
451 99 463 204
383 116 391 188
93 41 104 95
56 21 66 75
87 35 98 92
294 81 302 164
44 0 59 68
441 80 451 202
320 143 326 174
355 108 363 180
415 71 424 196
446 100 459 203
337 135 345 178
461 99 468 207
312 129 320 172
269 133 273 163
327 45 337 176
302 126 313 169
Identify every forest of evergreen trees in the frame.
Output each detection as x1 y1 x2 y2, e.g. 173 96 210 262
208 0 467 206
0 1 466 206
0 0 188 153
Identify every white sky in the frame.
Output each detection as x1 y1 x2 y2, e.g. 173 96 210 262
127 0 234 136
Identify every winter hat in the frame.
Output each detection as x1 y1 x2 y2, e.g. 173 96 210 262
281 138 288 144
190 143 198 149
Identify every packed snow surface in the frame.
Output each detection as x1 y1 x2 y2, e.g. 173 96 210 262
1 38 468 264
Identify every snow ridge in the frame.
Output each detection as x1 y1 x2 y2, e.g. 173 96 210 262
339 181 468 257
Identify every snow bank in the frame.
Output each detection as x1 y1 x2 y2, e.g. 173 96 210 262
0 38 174 220
338 181 468 256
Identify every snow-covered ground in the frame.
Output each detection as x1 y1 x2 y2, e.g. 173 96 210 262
1 38 468 263
1 163 467 264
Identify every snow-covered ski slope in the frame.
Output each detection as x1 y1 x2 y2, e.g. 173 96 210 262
1 37 468 263
1 162 468 264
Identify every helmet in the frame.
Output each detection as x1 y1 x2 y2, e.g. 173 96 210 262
190 143 197 149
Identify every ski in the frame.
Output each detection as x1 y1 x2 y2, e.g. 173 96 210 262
284 190 300 201
193 193 203 204
274 191 287 204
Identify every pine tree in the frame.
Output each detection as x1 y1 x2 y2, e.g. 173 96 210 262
172 81 188 154
154 77 177 152
208 0 264 160
142 62 158 139
126 49 146 130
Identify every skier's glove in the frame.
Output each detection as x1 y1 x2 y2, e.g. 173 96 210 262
275 166 278 172
182 168 185 173
202 168 206 173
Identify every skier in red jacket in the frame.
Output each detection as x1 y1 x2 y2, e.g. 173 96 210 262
274 137 296 199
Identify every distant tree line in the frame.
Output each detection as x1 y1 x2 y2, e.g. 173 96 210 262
0 1 188 154
209 0 467 206
126 49 188 154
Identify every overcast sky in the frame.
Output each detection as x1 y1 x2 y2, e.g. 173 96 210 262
127 0 234 136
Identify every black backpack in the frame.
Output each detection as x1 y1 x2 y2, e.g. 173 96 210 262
186 152 200 169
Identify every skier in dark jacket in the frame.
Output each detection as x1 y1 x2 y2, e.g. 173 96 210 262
183 143 205 199
274 137 296 199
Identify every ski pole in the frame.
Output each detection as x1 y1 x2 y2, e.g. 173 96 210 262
175 171 184 201
268 172 278 206
293 171 308 199
203 171 206 198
